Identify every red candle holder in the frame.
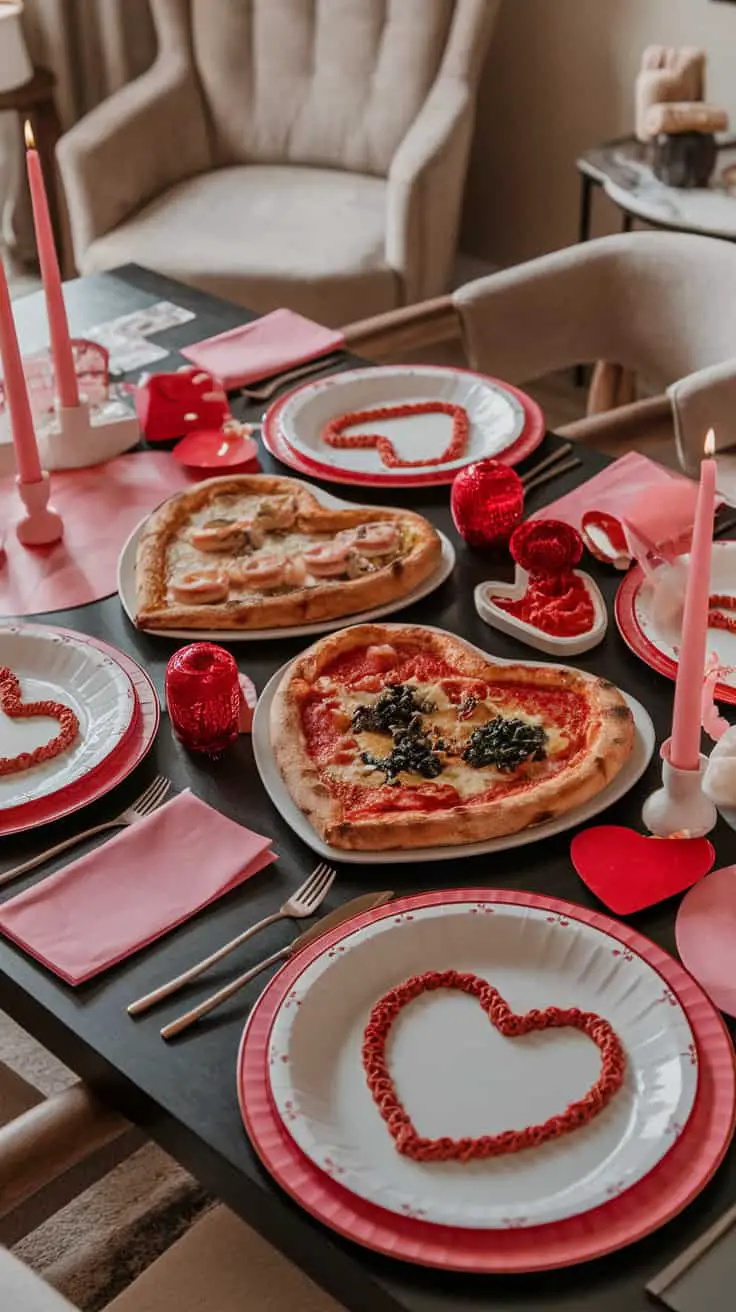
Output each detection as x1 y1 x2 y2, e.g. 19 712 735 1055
165 643 241 756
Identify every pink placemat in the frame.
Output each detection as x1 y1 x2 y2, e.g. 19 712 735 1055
0 790 277 984
530 452 686 529
181 309 343 390
0 452 190 616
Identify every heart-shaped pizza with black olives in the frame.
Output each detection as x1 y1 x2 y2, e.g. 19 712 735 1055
270 624 635 850
135 475 442 631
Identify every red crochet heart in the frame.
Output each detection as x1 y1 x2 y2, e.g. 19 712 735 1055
323 401 469 469
0 667 79 777
571 826 715 914
362 970 625 1163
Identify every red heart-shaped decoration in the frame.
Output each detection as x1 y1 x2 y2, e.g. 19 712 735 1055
0 667 79 777
323 401 468 470
571 825 715 914
362 970 625 1163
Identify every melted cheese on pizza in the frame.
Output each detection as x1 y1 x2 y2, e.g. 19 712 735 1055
164 493 412 606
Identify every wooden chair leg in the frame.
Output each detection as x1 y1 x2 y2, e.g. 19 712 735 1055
587 361 637 415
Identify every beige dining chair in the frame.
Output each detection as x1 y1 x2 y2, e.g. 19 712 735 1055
56 0 500 326
0 1062 341 1309
341 230 736 475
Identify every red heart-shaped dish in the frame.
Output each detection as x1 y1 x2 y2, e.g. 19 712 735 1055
0 666 79 777
362 970 625 1162
571 826 715 914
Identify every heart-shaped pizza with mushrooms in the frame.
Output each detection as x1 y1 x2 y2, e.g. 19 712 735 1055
135 475 442 631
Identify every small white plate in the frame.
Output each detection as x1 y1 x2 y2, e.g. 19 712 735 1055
0 623 136 811
268 899 697 1228
279 366 527 477
252 630 655 863
117 487 456 642
474 567 608 656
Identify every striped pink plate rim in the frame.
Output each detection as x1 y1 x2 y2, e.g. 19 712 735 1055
237 887 736 1274
261 366 546 489
0 628 159 837
615 566 736 707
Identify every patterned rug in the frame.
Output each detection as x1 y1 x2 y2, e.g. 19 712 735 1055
1 1011 211 1312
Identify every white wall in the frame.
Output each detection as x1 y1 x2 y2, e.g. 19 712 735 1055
462 0 736 265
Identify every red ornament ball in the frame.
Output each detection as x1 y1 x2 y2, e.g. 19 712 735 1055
509 519 584 575
450 460 524 547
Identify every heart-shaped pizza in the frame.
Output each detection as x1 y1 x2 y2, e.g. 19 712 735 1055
270 624 635 850
135 475 442 630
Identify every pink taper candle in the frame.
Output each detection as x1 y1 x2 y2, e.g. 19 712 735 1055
25 121 79 409
669 429 717 771
0 255 42 483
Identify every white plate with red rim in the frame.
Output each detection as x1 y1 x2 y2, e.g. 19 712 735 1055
252 629 655 863
616 541 736 703
264 364 545 488
117 486 456 642
474 567 608 656
0 623 136 812
267 898 697 1229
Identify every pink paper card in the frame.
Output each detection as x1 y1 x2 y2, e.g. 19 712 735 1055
181 309 344 390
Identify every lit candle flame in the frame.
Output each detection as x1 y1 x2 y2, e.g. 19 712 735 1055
24 121 35 151
705 429 716 458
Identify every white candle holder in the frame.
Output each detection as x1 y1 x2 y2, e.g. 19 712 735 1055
15 471 63 546
642 739 718 838
1 393 140 474
40 394 140 470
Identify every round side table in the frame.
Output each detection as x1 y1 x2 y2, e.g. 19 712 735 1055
0 67 66 272
576 134 736 244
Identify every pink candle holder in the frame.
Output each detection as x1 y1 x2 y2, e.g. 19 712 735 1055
15 471 63 546
165 643 241 756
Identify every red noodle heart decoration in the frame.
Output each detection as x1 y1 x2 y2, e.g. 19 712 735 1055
362 970 625 1163
323 402 469 469
0 667 79 777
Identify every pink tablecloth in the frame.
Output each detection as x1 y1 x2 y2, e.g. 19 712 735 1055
0 452 190 616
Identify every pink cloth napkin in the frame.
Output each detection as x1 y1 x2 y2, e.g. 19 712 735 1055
530 452 687 529
0 791 276 985
180 309 344 389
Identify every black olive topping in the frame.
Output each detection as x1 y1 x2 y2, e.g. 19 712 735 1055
463 717 547 772
352 683 435 736
361 721 444 782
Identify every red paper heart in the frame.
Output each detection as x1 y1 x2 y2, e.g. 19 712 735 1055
323 401 468 469
0 667 79 777
571 826 715 914
362 970 625 1163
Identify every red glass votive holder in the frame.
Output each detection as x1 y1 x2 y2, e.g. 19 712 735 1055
165 643 241 756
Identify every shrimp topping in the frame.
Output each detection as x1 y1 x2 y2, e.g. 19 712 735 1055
171 570 230 605
337 522 399 555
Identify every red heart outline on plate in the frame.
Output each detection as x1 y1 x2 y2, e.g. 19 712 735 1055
323 401 469 470
0 666 79 778
362 969 626 1162
571 826 715 914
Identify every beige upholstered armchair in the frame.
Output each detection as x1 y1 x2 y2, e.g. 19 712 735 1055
57 0 499 325
343 231 736 474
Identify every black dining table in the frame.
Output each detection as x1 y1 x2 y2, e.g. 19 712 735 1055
1 265 735 1312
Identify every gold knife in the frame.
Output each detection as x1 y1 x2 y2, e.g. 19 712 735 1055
160 891 393 1041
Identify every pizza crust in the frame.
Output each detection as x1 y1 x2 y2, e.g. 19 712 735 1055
135 475 442 630
270 624 636 851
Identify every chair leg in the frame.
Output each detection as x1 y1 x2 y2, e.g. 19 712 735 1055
587 361 637 415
